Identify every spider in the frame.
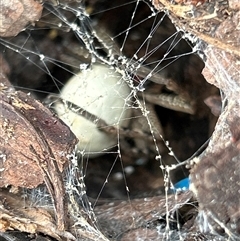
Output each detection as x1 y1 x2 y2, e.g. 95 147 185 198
37 0 216 167
50 22 196 160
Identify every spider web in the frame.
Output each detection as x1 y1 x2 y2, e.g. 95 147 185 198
1 0 236 240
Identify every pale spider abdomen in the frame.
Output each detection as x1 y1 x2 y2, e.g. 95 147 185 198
54 64 132 157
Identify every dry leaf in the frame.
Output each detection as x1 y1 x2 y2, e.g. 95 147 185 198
0 190 76 240
0 82 78 231
0 0 43 37
0 85 78 188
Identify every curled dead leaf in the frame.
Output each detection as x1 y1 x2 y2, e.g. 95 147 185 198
0 0 43 37
0 190 76 240
0 81 78 231
0 85 78 188
190 140 240 236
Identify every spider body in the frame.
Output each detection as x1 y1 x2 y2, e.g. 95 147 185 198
54 64 132 157
51 26 198 159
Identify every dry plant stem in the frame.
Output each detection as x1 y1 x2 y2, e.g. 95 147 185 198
187 29 240 57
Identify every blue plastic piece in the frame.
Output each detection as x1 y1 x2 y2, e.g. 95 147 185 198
173 177 190 191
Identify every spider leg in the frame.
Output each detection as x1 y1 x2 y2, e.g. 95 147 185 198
144 92 195 114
